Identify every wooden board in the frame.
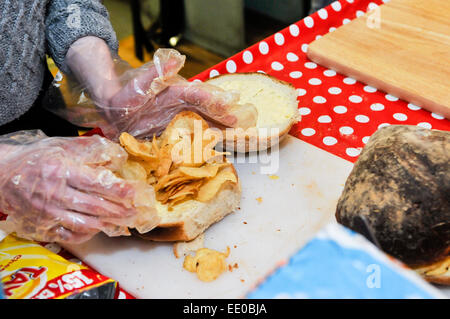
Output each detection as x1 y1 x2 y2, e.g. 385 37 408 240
63 136 354 298
307 0 450 119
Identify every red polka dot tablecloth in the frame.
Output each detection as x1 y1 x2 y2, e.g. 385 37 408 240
191 0 450 163
2 0 449 300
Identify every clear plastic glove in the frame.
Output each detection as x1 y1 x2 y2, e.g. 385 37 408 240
0 130 159 244
45 37 257 140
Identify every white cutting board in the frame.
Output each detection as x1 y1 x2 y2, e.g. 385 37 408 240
63 136 354 298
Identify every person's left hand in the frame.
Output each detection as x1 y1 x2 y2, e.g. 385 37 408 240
64 37 258 140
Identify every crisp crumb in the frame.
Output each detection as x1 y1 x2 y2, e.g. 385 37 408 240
251 171 256 175
256 197 263 203
233 263 238 269
243 221 247 224
277 229 281 232
228 265 233 272
269 175 279 180
240 279 245 283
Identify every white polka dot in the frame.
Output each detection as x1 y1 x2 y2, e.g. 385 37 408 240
331 1 342 11
309 78 322 85
286 52 299 62
355 114 370 123
346 148 361 157
226 60 237 73
329 27 337 32
343 77 357 85
349 95 363 103
242 50 253 64
323 136 338 146
304 16 314 28
417 122 432 129
431 113 445 120
323 69 336 77
346 0 354 3
362 136 370 144
313 96 327 104
328 87 342 95
297 88 307 96
274 33 285 45
407 103 421 111
315 35 322 40
318 8 328 19
193 79 202 83
257 70 266 74
378 123 390 129
339 126 354 135
259 41 269 55
290 71 303 79
301 44 309 53
333 105 347 114
343 18 351 25
289 24 300 37
393 113 408 121
385 94 399 101
370 103 384 111
271 61 284 71
363 85 377 93
298 107 311 115
301 128 316 136
209 69 219 78
356 10 365 17
318 115 332 123
368 2 379 11
304 62 317 69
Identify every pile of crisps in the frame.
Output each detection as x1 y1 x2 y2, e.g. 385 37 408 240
117 112 238 210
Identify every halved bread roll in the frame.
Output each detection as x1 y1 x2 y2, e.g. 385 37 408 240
206 72 299 152
134 169 241 242
129 111 242 242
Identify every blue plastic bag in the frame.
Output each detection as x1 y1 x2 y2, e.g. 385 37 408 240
247 223 444 299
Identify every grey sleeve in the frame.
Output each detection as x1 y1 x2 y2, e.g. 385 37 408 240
45 0 119 74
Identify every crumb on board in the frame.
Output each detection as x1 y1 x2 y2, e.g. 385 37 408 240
240 279 245 283
243 221 247 224
234 245 237 248
256 197 263 203
269 175 279 180
173 234 205 259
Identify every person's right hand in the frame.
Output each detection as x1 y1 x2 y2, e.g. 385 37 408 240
0 131 156 244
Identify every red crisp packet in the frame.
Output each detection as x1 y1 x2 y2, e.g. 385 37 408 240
0 234 117 299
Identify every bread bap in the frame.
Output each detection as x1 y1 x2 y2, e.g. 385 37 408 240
206 72 299 152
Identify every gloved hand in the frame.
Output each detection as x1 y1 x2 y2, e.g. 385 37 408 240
49 37 257 140
0 130 159 244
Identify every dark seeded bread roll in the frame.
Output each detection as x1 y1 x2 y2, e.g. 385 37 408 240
336 125 449 280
